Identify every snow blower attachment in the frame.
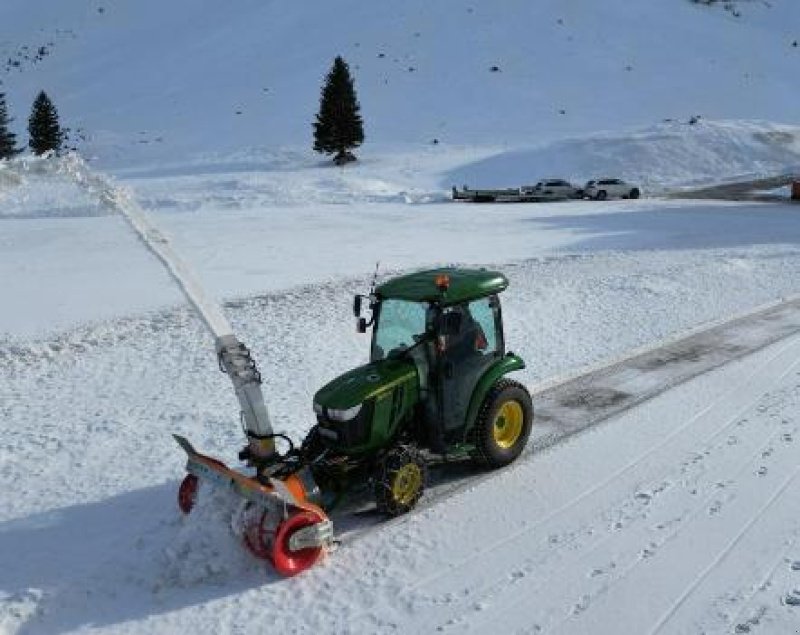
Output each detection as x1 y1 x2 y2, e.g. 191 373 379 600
97 170 532 577
168 268 535 579
173 334 334 576
97 178 334 576
174 434 332 576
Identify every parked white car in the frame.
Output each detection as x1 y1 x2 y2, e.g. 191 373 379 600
582 178 641 200
521 179 579 201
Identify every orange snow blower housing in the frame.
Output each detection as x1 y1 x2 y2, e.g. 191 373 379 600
175 435 333 577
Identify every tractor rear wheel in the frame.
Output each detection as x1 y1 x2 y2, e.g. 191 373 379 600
374 445 427 516
472 379 533 468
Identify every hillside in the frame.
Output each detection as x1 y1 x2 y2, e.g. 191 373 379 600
0 0 798 166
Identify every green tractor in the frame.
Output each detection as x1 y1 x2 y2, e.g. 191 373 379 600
176 266 532 575
305 267 533 515
91 167 532 575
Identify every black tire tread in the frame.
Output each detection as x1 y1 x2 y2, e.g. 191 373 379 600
374 445 428 516
471 378 533 468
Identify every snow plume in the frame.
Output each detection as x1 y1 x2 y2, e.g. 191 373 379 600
157 487 259 589
14 153 237 339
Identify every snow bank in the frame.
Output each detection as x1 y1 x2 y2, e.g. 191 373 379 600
446 120 800 193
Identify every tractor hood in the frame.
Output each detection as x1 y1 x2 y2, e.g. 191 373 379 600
313 358 417 411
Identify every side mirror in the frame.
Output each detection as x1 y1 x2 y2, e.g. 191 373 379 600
353 295 362 317
357 317 368 333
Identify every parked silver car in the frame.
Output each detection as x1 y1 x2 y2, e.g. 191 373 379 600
582 178 641 200
521 179 580 201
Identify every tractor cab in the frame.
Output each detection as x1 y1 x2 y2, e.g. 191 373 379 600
313 268 529 460
369 271 508 448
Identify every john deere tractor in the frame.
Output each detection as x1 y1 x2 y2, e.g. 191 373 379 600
176 267 532 575
305 267 533 514
85 158 530 576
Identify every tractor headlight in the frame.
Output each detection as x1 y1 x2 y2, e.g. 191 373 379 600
326 403 363 422
313 401 323 416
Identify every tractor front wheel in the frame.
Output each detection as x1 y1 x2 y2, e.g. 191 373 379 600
472 379 533 468
374 445 427 516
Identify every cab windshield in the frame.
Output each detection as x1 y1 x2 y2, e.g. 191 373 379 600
371 299 427 361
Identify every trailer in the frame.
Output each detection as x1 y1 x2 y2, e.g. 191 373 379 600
452 180 579 203
452 185 538 203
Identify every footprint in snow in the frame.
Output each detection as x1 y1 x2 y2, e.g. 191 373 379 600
783 590 800 606
735 605 768 632
589 562 616 578
756 466 768 477
640 543 658 559
709 500 723 515
572 594 591 615
791 561 800 571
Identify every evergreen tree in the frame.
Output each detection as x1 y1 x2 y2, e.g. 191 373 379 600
313 56 364 164
28 91 63 156
0 92 20 159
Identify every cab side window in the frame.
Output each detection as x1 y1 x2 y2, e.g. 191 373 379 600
468 297 498 355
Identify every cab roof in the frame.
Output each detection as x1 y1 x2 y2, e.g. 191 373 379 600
375 267 508 306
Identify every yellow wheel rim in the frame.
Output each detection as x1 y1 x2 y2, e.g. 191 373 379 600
392 463 422 506
492 401 524 450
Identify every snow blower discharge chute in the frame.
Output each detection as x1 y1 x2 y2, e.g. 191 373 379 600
107 181 532 577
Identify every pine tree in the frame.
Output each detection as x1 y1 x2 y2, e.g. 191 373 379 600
28 91 63 156
313 56 364 165
0 92 20 159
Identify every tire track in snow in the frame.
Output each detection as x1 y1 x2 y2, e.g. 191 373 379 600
553 400 800 634
405 340 800 633
383 335 800 597
648 470 800 635
723 529 800 634
469 415 796 634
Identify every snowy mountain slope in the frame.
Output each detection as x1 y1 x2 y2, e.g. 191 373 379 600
0 0 798 164
449 119 800 192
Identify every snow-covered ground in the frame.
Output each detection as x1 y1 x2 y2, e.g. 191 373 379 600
2 0 800 632
2 122 800 338
2 151 800 633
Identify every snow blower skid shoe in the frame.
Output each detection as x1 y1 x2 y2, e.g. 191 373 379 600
173 434 333 576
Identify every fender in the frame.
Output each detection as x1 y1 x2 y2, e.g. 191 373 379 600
464 353 526 434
